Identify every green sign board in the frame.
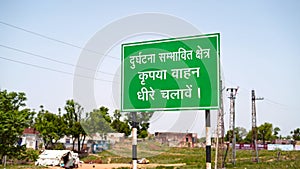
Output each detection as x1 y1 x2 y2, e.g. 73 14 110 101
121 33 220 112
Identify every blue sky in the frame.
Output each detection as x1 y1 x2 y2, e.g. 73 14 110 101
0 1 299 137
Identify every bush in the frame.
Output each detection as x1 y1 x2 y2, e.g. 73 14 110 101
81 155 102 164
15 148 39 164
51 143 65 150
25 149 39 162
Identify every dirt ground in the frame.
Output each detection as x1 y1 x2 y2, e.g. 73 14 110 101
49 163 186 169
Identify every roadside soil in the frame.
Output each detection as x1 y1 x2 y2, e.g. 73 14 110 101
48 163 186 169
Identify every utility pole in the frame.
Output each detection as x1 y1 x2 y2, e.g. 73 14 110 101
251 90 263 163
227 87 238 165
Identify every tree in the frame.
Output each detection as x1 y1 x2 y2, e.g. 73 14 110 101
126 112 153 138
224 127 247 143
63 99 86 152
236 127 248 142
286 135 292 140
99 106 111 124
110 110 131 136
81 106 114 139
244 129 252 144
0 90 35 162
273 127 281 139
291 128 300 141
34 106 65 149
224 130 231 142
258 122 273 144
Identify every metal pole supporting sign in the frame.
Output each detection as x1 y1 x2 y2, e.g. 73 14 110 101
132 112 138 169
206 110 211 169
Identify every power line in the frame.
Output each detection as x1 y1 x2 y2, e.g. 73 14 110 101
0 44 118 77
224 79 288 109
264 98 287 107
0 20 120 60
1 21 290 110
0 56 116 83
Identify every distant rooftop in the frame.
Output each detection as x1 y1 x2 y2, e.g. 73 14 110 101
23 127 39 134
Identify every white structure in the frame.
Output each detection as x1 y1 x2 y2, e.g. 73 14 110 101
35 150 79 166
21 128 42 150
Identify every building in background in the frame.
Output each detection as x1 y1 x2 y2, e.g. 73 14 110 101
58 132 125 153
21 127 42 150
154 132 197 148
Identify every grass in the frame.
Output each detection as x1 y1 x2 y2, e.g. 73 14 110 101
161 148 300 169
3 148 300 169
142 148 300 169
81 147 300 168
107 139 170 158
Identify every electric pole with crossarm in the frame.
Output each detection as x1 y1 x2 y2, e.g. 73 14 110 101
227 87 238 165
251 89 263 162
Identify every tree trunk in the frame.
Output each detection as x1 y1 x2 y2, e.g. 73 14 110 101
72 137 76 151
81 135 86 151
77 136 80 152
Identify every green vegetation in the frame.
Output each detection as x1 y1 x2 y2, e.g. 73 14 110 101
80 148 300 169
34 105 66 149
82 106 115 138
110 110 131 136
291 128 300 140
16 148 40 162
4 148 300 169
0 90 35 162
1 88 300 168
0 89 153 166
125 112 154 138
225 123 291 144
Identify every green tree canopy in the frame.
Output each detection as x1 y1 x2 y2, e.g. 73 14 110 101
110 110 131 136
63 99 86 151
273 127 281 139
224 127 247 143
81 106 114 138
258 122 273 144
244 129 252 144
0 90 35 160
291 128 300 141
126 112 153 138
34 105 65 149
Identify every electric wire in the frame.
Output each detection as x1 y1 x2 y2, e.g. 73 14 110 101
0 56 116 83
225 79 289 109
0 20 120 60
0 20 288 109
0 44 118 77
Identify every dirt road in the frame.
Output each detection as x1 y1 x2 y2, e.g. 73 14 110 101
49 163 186 169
